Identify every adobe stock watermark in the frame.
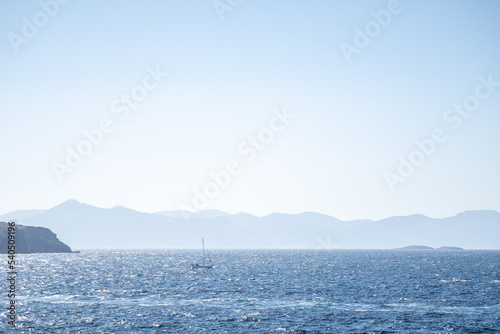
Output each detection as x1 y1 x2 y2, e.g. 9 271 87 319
340 0 405 64
385 75 499 191
7 0 71 54
213 0 243 21
316 235 338 250
52 65 169 182
179 107 295 220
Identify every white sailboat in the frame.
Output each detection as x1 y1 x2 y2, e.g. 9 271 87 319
191 238 213 269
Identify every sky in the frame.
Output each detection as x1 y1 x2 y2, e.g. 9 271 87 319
1 0 499 220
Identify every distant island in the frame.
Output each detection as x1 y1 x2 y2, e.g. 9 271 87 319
0 221 72 254
397 245 464 250
436 246 464 251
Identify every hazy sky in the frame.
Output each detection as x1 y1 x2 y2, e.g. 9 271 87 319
1 0 499 220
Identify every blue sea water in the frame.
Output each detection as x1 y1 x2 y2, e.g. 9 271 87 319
1 250 499 333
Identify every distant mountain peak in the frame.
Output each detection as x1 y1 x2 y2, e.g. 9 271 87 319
57 199 81 206
110 205 133 210
455 209 499 217
48 199 93 213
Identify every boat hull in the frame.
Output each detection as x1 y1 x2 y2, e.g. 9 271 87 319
191 264 213 269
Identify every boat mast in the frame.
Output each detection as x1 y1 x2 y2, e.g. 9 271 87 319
202 238 206 265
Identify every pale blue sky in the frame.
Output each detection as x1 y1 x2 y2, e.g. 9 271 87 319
1 0 499 220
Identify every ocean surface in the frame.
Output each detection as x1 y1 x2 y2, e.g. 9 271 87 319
1 250 499 333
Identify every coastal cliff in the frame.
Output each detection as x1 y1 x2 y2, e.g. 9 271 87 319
0 221 72 254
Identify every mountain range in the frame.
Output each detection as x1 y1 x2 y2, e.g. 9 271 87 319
0 200 499 249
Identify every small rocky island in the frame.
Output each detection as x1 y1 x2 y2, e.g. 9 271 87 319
435 246 464 251
397 245 464 250
0 221 72 254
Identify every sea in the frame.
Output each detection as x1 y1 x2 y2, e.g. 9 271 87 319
1 250 499 333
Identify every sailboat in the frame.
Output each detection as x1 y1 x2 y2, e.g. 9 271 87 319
191 238 213 269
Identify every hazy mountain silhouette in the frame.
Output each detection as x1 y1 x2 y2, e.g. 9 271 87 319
1 200 499 249
154 209 230 219
0 209 47 221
